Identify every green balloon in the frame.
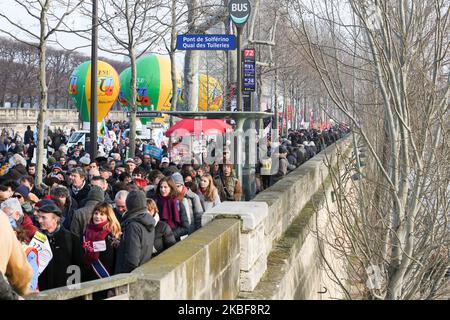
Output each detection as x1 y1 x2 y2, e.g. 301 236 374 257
118 54 181 124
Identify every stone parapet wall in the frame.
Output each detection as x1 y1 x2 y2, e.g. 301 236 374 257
203 136 352 298
130 218 241 300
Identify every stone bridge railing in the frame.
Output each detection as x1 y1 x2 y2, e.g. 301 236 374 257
28 135 353 300
0 108 127 135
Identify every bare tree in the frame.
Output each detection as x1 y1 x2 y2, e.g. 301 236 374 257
0 0 83 185
75 0 167 158
283 0 449 299
183 0 228 111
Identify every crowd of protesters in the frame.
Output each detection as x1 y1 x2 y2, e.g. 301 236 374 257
0 120 349 299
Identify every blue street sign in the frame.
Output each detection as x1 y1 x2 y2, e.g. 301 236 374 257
176 34 236 50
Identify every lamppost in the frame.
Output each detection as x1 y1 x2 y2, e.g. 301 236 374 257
229 0 251 112
90 0 98 160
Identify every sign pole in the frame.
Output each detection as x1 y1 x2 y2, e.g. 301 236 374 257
237 27 243 112
90 0 98 160
229 0 251 112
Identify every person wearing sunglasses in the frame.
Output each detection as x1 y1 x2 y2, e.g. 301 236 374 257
12 185 36 218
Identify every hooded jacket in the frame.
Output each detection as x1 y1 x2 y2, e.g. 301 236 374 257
115 190 155 274
183 188 204 233
70 186 105 238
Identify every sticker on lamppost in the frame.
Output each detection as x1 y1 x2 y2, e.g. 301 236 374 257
229 0 251 27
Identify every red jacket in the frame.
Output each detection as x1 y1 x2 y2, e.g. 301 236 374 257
21 214 37 241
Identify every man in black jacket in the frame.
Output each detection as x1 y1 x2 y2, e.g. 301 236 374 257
69 168 91 205
24 126 34 145
115 190 155 274
36 202 82 291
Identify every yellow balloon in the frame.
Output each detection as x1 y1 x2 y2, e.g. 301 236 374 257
198 74 223 111
84 61 120 122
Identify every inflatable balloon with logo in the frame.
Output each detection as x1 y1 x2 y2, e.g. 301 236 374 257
198 74 223 111
68 60 120 130
118 54 182 124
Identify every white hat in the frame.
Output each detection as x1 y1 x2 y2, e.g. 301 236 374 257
303 141 309 146
79 154 91 165
161 157 170 164
309 141 315 147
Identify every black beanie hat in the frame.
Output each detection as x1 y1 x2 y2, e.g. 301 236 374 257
125 190 147 215
87 186 105 203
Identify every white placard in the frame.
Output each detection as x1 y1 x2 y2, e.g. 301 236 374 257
29 231 53 275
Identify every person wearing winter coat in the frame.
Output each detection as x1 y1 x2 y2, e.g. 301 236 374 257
24 126 34 145
115 190 155 274
70 186 105 238
213 163 242 202
295 144 307 166
68 167 91 205
0 154 28 183
146 199 175 256
82 202 121 283
171 172 203 234
0 209 33 297
50 185 78 230
154 176 190 242
36 202 82 291
271 146 289 184
197 174 221 212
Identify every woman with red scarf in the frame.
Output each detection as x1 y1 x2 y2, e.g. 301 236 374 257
82 202 121 283
155 176 189 242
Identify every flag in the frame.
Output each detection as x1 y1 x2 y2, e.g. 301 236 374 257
99 120 108 138
310 110 315 129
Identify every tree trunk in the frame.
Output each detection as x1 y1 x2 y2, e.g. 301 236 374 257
183 0 200 112
36 43 47 186
170 0 178 112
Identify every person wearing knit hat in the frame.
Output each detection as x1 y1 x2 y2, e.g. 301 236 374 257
35 198 57 210
70 186 105 238
13 185 30 203
79 154 91 166
52 163 63 171
171 172 184 186
172 172 203 234
47 156 57 168
115 190 155 273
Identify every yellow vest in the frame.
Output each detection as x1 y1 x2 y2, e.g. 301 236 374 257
260 158 272 175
